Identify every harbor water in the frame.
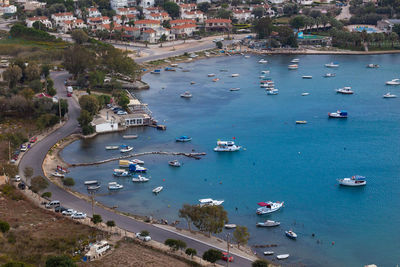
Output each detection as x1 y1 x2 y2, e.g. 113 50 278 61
61 54 400 266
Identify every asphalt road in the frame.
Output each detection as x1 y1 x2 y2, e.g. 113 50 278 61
18 71 253 266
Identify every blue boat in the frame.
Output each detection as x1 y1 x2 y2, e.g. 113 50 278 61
176 136 192 142
328 110 347 118
151 69 161 74
164 67 176 71
129 164 147 173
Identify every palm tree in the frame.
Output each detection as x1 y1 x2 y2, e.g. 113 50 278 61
121 15 126 25
109 21 114 40
389 32 398 48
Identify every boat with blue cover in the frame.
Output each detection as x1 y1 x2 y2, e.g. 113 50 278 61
328 110 347 118
151 69 161 74
129 164 147 173
164 67 176 71
338 175 366 186
176 136 192 142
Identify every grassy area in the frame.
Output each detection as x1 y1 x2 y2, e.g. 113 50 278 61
273 17 290 25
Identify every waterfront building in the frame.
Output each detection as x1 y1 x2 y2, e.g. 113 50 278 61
205 18 232 31
377 19 400 33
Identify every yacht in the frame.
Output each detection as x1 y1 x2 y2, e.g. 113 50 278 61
296 120 307 124
324 73 336 77
328 110 348 118
168 160 181 167
129 164 147 173
337 175 366 186
231 73 240 77
261 70 270 74
301 93 310 96
367 64 379 68
266 89 279 95
152 186 163 193
256 201 284 215
180 91 192 98
199 198 224 206
285 230 297 239
257 220 281 227
84 180 98 185
259 59 268 64
207 73 215 77
214 140 241 152
302 75 312 79
386 79 400 85
230 87 240 91
132 175 150 182
131 159 144 165
325 62 339 68
113 169 130 177
336 87 354 94
264 251 274 256
383 92 397 98
108 182 123 190
120 145 133 153
176 136 192 142
224 224 237 229
277 254 290 260
288 64 298 70
291 58 300 63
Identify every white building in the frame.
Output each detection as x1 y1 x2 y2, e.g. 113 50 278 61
26 16 52 28
232 9 253 22
87 7 102 17
110 0 128 10
85 241 110 261
145 12 170 21
51 12 75 27
134 19 160 30
182 11 205 23
116 7 138 15
92 117 119 133
179 3 197 13
0 4 16 14
171 23 197 37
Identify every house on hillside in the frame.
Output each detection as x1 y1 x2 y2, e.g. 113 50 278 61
88 7 102 17
205 18 231 31
179 3 197 13
26 16 52 28
171 23 197 37
182 11 205 23
51 12 75 27
377 19 400 33
232 9 253 22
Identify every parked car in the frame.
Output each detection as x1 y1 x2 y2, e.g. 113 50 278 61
136 232 151 242
20 145 27 152
13 175 21 182
55 206 68 213
117 111 127 115
62 209 76 216
46 200 60 209
193 35 201 40
17 182 26 190
222 252 234 262
71 212 87 219
29 136 37 143
213 37 224 42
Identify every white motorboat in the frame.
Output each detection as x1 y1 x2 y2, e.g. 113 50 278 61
123 135 138 139
288 64 298 70
328 110 348 118
383 92 397 98
325 62 339 68
259 75 266 79
214 140 241 152
244 55 250 58
105 145 119 150
324 73 336 77
170 63 178 67
199 198 224 206
52 172 65 178
224 224 237 229
266 89 279 95
285 230 297 239
259 59 268 64
261 70 270 74
367 64 379 68
130 165 147 173
231 73 239 77
131 159 144 164
230 88 240 91
208 73 215 77
291 58 300 63
256 201 284 215
264 251 274 255
336 87 354 94
296 121 307 124
180 91 192 98
337 175 366 186
132 175 150 182
120 146 133 153
152 186 163 193
386 79 400 85
87 185 101 190
84 180 98 185
168 160 181 167
113 169 130 177
301 92 310 96
108 182 123 190
302 75 312 79
276 254 290 260
257 220 280 227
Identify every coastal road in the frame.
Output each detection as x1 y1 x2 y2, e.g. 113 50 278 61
18 71 253 267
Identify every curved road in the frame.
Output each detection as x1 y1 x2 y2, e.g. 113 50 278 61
18 71 253 267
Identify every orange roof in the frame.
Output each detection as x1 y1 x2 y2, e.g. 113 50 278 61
233 9 251 14
53 12 73 17
143 29 156 33
63 20 73 24
170 19 196 24
75 19 84 23
184 11 203 15
146 7 160 10
88 7 98 11
179 3 196 8
88 17 102 22
205 18 231 23
172 24 197 29
27 16 48 21
135 19 160 24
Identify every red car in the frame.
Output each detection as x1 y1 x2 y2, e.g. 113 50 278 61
29 136 37 143
222 252 234 262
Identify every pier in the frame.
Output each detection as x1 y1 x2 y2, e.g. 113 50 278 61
68 151 207 167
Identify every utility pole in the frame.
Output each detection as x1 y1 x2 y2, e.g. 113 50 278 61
226 233 230 267
58 99 62 125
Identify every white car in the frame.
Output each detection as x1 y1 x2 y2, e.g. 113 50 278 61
62 209 76 216
20 145 27 152
71 212 86 219
117 110 127 115
13 175 21 182
213 37 224 42
136 232 151 242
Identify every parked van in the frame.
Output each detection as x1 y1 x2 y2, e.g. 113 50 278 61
45 200 60 209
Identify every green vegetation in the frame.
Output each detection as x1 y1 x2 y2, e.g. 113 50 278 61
233 225 250 248
45 255 75 267
91 214 102 224
62 177 75 186
10 24 57 42
164 239 187 251
41 192 52 198
215 41 223 49
30 176 49 193
0 220 10 233
106 220 115 228
252 259 270 267
185 248 197 258
0 184 24 201
202 249 222 263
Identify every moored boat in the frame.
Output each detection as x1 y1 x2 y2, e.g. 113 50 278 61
336 87 354 94
151 69 161 74
129 164 147 173
87 185 101 190
207 73 215 77
180 91 192 98
164 67 176 71
302 75 312 79
285 230 297 239
152 186 163 193
51 172 65 178
190 81 196 84
325 62 339 68
291 58 300 63
214 140 241 152
296 121 307 124
266 89 279 95
199 198 224 206
276 254 290 260
230 88 240 91
383 92 397 98
84 180 98 185
261 70 270 74
288 64 298 70
105 145 119 150
132 175 150 182
324 73 336 77
264 251 274 255
113 169 130 177
176 136 192 142
168 160 181 167
231 73 239 77
367 64 379 68
212 78 219 82
123 135 138 139
257 220 280 227
301 92 310 96
337 175 366 186
259 59 268 64
120 145 133 153
328 110 348 118
108 182 123 190
386 79 400 85
256 201 284 215
224 224 237 229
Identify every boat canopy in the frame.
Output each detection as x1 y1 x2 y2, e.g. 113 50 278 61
258 202 271 207
352 175 366 180
340 111 348 115
179 136 189 139
128 164 138 172
114 169 126 172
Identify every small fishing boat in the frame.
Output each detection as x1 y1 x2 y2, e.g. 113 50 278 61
84 180 98 185
152 186 163 193
151 69 161 74
170 63 178 67
230 88 240 91
302 75 312 79
108 182 123 190
176 136 192 142
366 64 379 68
199 198 224 206
224 224 237 229
276 254 290 260
259 59 268 64
266 89 279 95
51 172 65 178
261 70 270 74
120 145 133 153
131 159 144 164
129 164 147 173
256 201 284 215
105 145 119 150
214 140 241 152
324 73 336 77
257 220 280 227
259 75 265 79
123 135 138 139
212 78 219 82
325 62 339 68
288 64 298 70
87 185 101 190
164 67 176 71
301 92 310 96
132 175 150 182
220 69 228 72
113 169 130 177
231 73 239 77
337 175 366 186
285 230 297 239
190 81 196 85
328 110 348 118
296 121 307 124
291 58 300 63
264 251 274 256
168 160 181 167
386 79 400 85
336 87 354 94
208 73 215 77
383 92 397 98
180 91 192 98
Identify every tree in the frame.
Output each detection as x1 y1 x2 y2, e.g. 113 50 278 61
290 15 306 32
393 24 400 35
20 88 35 100
164 239 187 251
254 17 273 39
163 1 180 19
88 70 105 88
185 248 197 258
78 110 94 135
233 225 250 248
191 205 228 237
0 220 10 233
217 9 232 19
198 2 210 13
178 204 197 231
252 259 270 267
63 177 75 186
45 255 76 267
3 65 22 89
159 34 167 47
283 3 299 16
106 220 115 228
23 166 34 183
215 41 223 49
202 249 222 263
25 63 41 81
117 94 130 109
3 164 18 179
91 214 102 224
41 64 50 78
29 79 43 93
30 176 48 193
389 32 398 47
41 192 52 198
2 262 28 267
63 45 94 79
252 7 264 18
276 26 298 48
79 95 99 115
71 29 89 44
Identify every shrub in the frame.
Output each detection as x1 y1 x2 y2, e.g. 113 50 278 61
252 259 270 267
30 176 48 193
41 192 52 198
45 255 76 267
216 41 223 49
140 230 149 236
2 261 28 267
10 24 57 42
63 177 75 186
202 249 223 263
91 214 102 224
185 248 197 258
106 220 115 227
0 220 10 233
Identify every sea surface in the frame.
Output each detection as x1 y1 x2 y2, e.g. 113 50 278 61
61 54 400 266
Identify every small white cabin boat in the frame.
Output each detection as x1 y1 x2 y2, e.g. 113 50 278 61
180 91 192 98
52 172 65 178
337 175 366 186
324 73 336 77
84 180 98 185
291 58 300 63
302 75 312 79
301 92 310 96
261 70 270 74
256 201 284 215
108 182 123 190
132 175 150 182
336 87 354 94
152 186 163 193
276 254 290 260
120 146 133 153
325 62 339 68
288 64 298 70
285 230 297 239
264 251 274 255
230 88 240 91
366 64 379 68
199 198 224 206
224 224 237 229
123 135 138 139
231 73 239 77
87 185 101 190
168 160 181 167
105 146 119 150
207 73 215 77
259 59 268 64
386 79 400 85
214 140 241 152
257 220 280 227
383 92 397 98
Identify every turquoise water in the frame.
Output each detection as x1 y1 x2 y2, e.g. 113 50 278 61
62 54 400 266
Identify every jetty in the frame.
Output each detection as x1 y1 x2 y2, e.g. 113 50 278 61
68 151 206 167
